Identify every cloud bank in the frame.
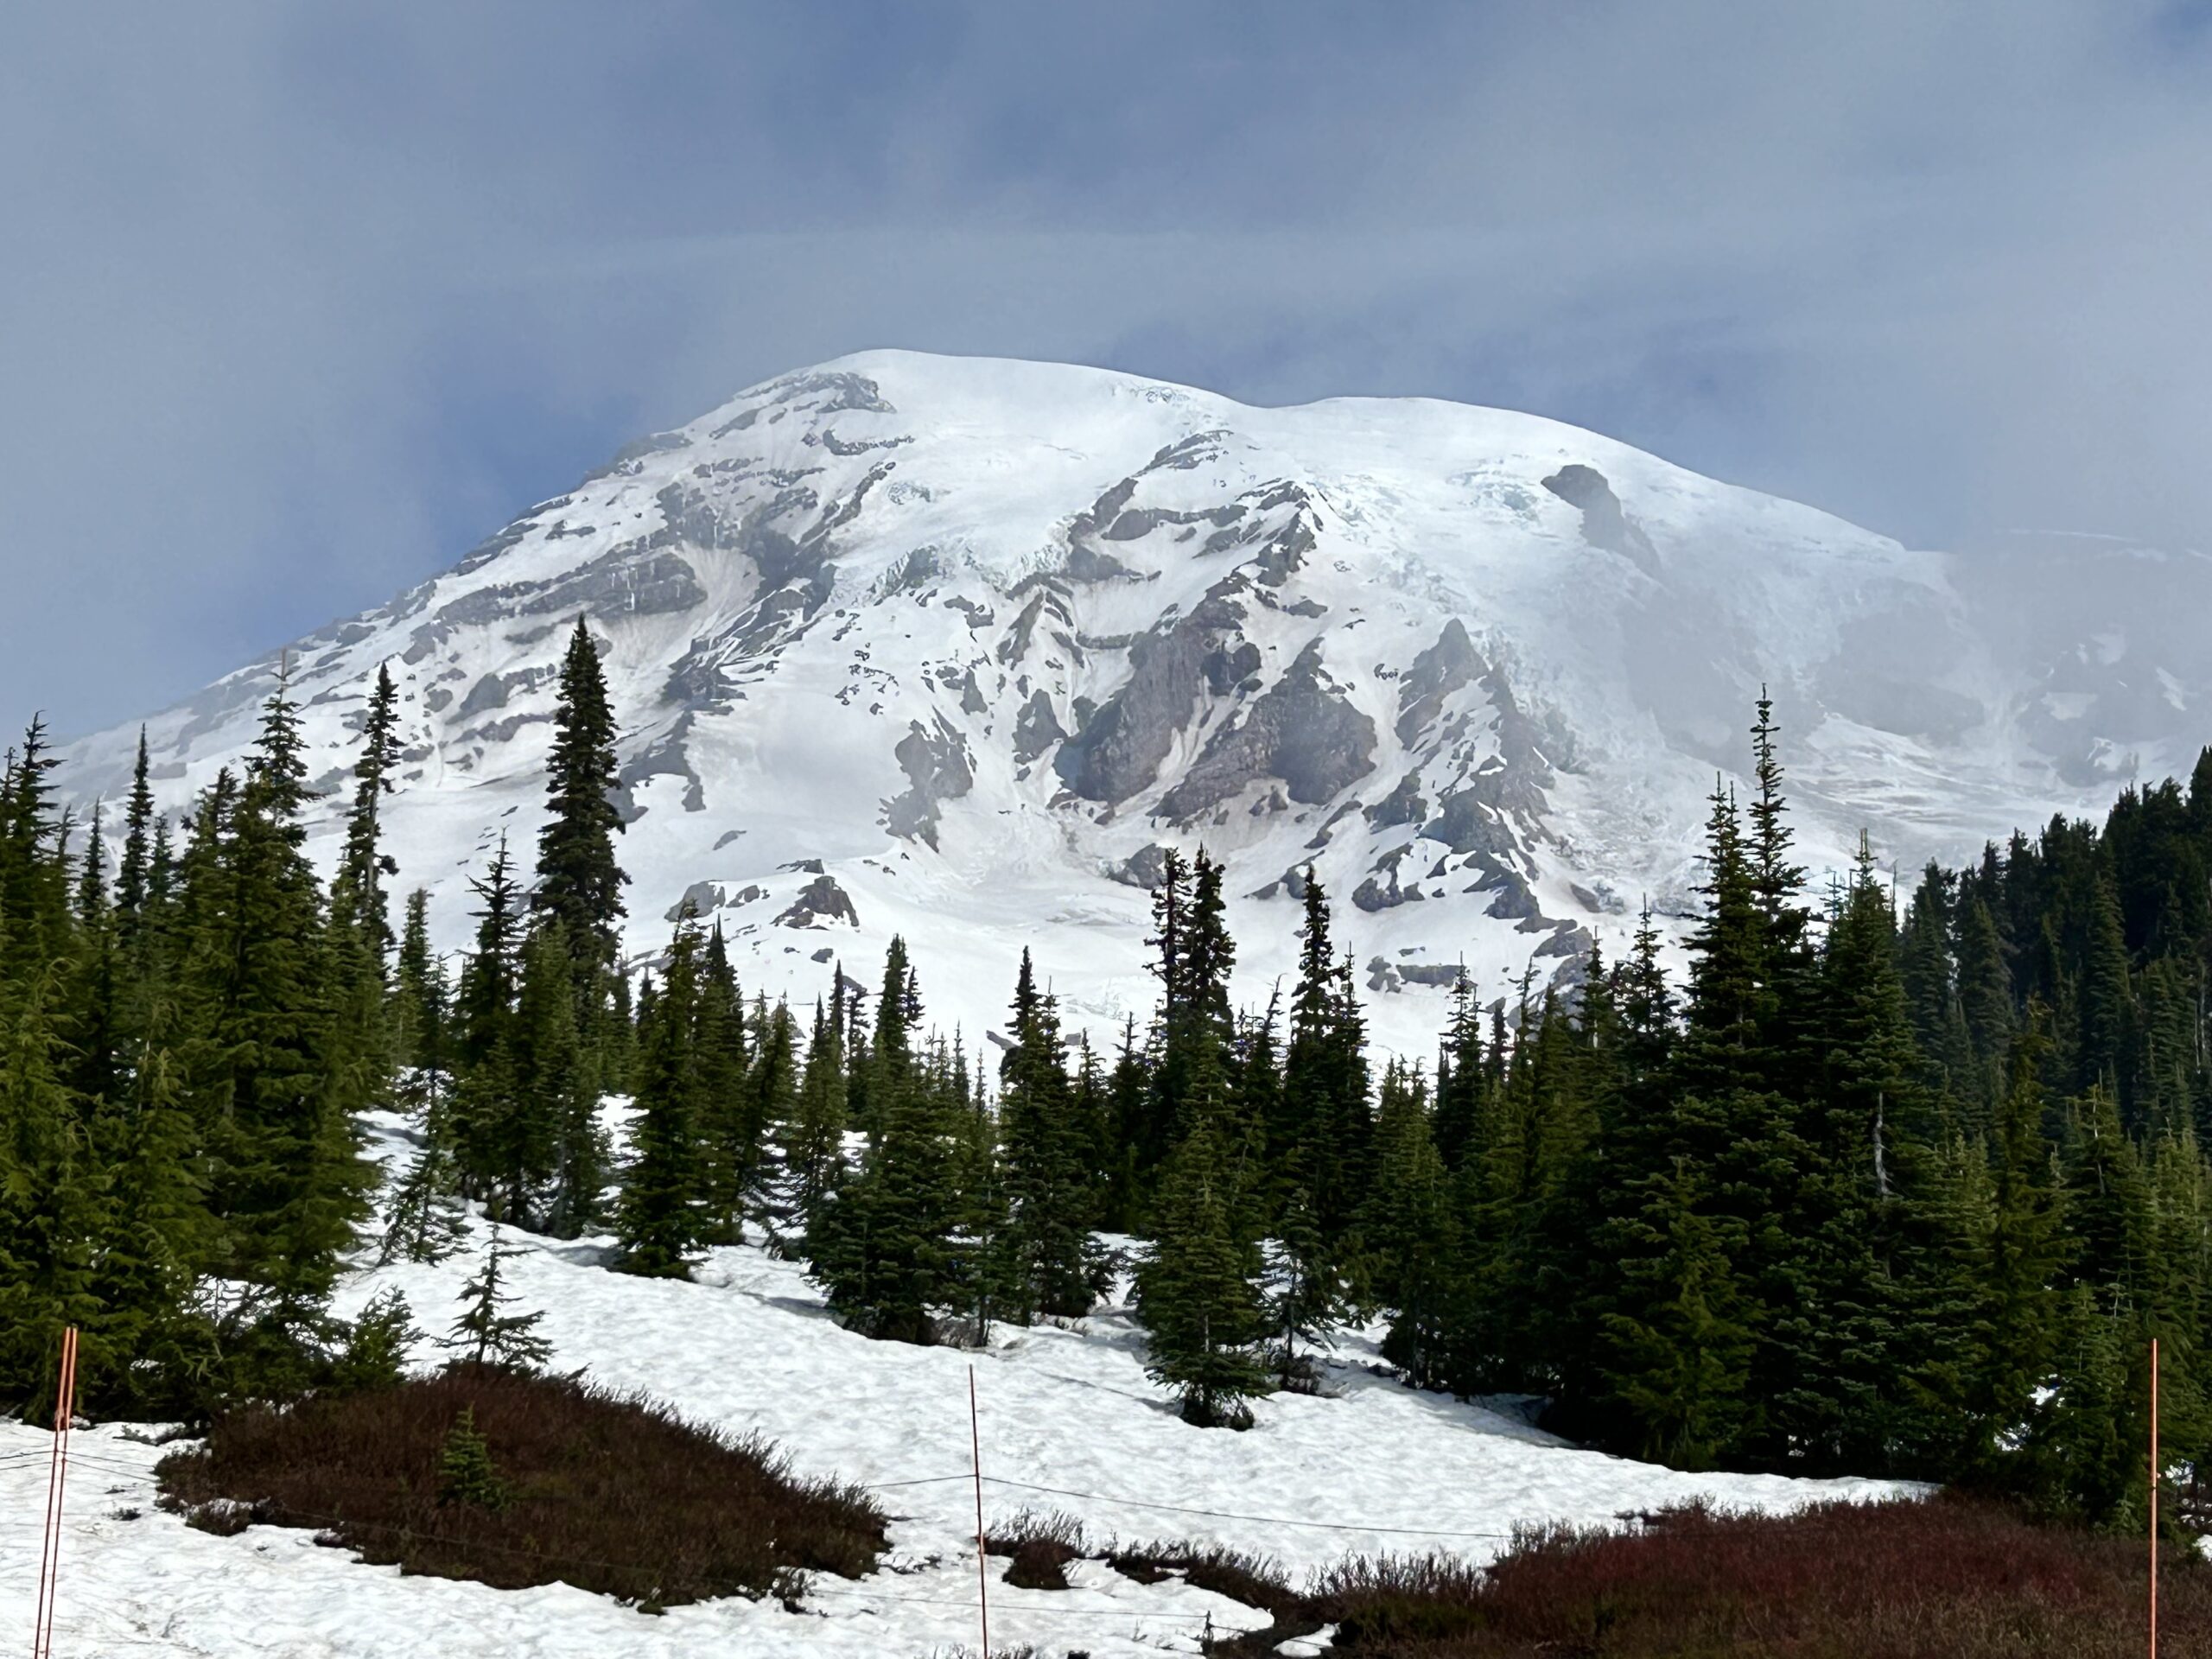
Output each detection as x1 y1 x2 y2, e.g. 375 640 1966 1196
3 1 2208 729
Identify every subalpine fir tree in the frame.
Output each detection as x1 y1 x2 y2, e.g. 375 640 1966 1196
1897 863 1974 1108
614 913 709 1277
436 1406 508 1510
321 666 405 1162
90 986 214 1414
1276 874 1372 1241
806 938 960 1343
1359 1060 1455 1388
329 663 402 962
1262 1180 1348 1389
1772 834 1930 1472
384 890 467 1261
188 677 370 1325
996 950 1099 1319
331 1286 417 1394
1136 1116 1268 1427
2077 871 2134 1106
740 997 799 1232
1955 889 2015 1117
1101 1014 1149 1232
378 1134 468 1265
1597 1154 1754 1471
113 727 157 945
1967 1027 2065 1421
2063 1082 2153 1302
533 618 626 981
758 989 846 1252
442 1227 553 1370
449 837 525 1214
516 920 600 1234
391 888 441 1072
66 804 123 1109
692 925 757 1243
1431 968 1492 1173
0 957 105 1409
0 717 72 979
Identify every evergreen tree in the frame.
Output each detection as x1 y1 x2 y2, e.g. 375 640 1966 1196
806 939 961 1343
442 1227 553 1370
1135 1117 1268 1427
517 920 601 1233
391 888 441 1073
113 727 158 942
435 1406 509 1510
449 837 524 1213
996 950 1100 1319
1597 1154 1754 1470
1359 1061 1453 1388
692 925 757 1243
0 958 104 1409
330 663 402 962
185 677 370 1330
613 912 709 1277
533 618 626 978
760 989 847 1252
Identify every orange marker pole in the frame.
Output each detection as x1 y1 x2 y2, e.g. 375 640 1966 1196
34 1326 79 1659
970 1364 989 1659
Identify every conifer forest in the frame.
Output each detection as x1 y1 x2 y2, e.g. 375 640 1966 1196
8 617 2212 1537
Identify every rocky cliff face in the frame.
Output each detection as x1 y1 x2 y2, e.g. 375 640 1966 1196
61 352 2212 1056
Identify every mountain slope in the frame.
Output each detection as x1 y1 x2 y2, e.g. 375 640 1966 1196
60 351 2212 1054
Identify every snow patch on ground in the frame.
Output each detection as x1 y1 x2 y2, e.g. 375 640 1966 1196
0 1115 1915 1656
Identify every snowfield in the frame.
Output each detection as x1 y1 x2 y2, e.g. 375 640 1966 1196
57 349 2212 1065
1 1116 1914 1658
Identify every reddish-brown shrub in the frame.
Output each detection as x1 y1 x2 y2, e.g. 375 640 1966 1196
1297 1494 2212 1658
156 1363 886 1611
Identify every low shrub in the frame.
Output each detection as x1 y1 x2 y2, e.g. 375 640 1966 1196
1290 1493 2212 1658
156 1363 886 1611
1107 1538 1323 1654
985 1508 1090 1590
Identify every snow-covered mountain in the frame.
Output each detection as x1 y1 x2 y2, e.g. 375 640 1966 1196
60 351 2212 1055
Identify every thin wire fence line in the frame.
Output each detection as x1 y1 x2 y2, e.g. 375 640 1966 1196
975 1474 1517 1540
797 1581 1220 1624
29 1452 1522 1541
69 1495 1225 1630
848 1467 1517 1539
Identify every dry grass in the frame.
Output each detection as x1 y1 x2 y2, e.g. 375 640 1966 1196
984 1508 1090 1590
156 1363 887 1611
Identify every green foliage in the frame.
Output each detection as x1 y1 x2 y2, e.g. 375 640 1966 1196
613 912 711 1277
996 950 1103 1320
435 1405 509 1510
531 618 626 976
804 938 965 1343
333 1287 419 1394
1136 1118 1268 1427
442 1228 552 1371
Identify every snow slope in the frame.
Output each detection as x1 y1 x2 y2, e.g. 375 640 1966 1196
0 1116 1911 1658
56 350 2212 1057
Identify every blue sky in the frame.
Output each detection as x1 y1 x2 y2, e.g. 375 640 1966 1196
5 2 2209 731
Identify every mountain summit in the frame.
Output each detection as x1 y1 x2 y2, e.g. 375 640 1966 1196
62 351 2212 1053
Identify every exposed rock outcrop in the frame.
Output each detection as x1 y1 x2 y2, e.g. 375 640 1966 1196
1154 639 1378 823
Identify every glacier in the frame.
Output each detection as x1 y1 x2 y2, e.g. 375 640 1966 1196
58 349 2212 1059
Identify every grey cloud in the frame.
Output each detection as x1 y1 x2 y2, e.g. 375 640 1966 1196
3 2 2209 731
